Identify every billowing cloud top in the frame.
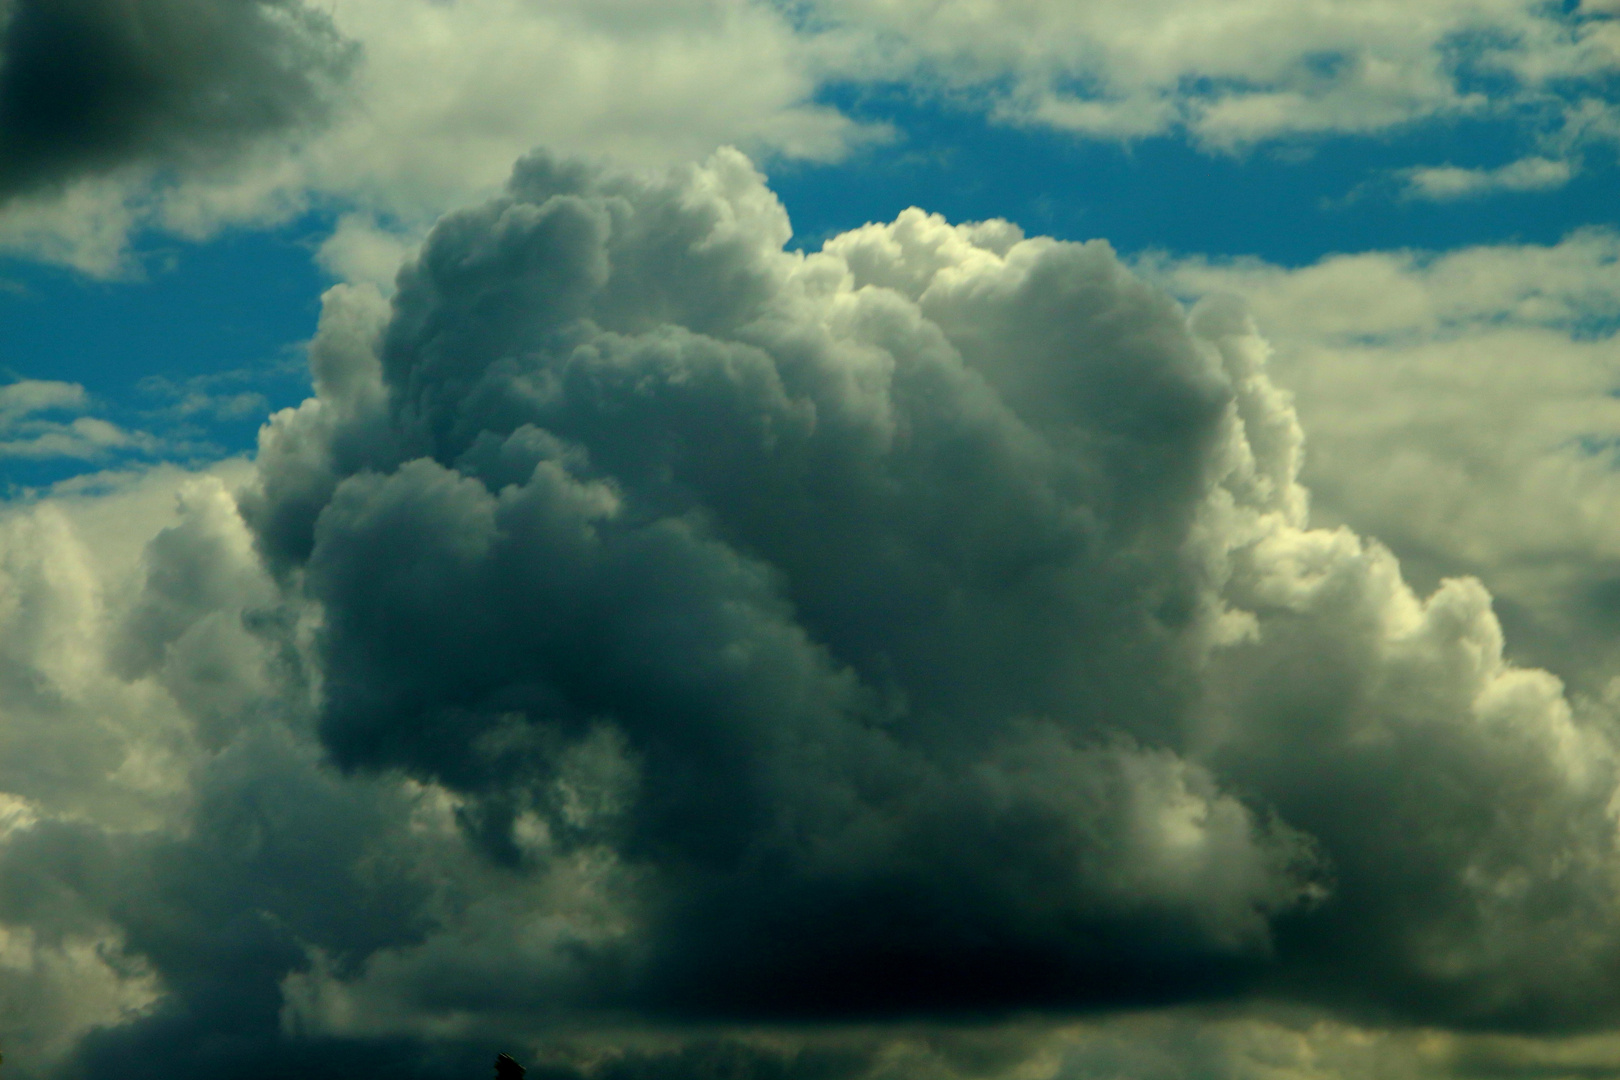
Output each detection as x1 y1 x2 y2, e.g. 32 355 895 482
3 151 1620 1079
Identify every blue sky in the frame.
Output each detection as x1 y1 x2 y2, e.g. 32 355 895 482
777 87 1620 259
0 224 325 488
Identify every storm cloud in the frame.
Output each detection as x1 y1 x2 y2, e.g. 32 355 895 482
0 0 352 201
241 148 1326 1022
245 151 1620 1032
3 151 1620 1078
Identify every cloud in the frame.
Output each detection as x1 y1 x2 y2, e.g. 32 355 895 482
0 462 463 1079
801 0 1620 150
5 0 1619 273
138 369 286 427
244 151 1620 1037
301 0 867 218
244 158 1322 1013
0 379 160 464
1398 156 1576 201
6 151 1620 1077
0 0 873 274
0 379 86 423
0 0 355 279
0 0 353 202
0 371 297 472
1145 230 1620 693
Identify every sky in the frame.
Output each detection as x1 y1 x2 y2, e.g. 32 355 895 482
2 1 1620 1079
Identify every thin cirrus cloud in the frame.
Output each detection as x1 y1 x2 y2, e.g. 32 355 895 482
2 0 1617 272
2 151 1620 1079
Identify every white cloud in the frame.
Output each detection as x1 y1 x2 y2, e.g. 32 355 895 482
0 417 160 462
0 381 86 424
0 380 161 464
316 212 422 291
1398 155 1576 200
304 0 865 214
5 0 1618 271
804 0 1620 149
1145 229 1620 690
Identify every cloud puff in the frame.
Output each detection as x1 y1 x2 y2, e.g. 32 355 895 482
0 379 159 463
1147 230 1620 692
0 463 474 1079
6 151 1620 1078
0 0 353 202
1397 157 1577 201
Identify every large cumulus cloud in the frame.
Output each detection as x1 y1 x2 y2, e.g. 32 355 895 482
244 149 1323 1022
243 150 1620 1034
6 149 1620 1078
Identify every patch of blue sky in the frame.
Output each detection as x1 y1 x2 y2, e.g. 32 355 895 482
0 214 330 490
769 83 1619 263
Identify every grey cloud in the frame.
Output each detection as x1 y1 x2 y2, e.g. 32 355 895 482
244 148 1324 1024
237 148 1620 1039
0 473 464 1078
0 0 354 202
9 149 1620 1079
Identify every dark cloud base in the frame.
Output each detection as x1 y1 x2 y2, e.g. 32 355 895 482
0 0 352 201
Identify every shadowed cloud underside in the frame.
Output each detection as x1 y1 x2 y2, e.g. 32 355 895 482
0 152 1618 1080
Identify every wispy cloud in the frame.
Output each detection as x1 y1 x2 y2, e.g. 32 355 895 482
0 379 86 423
1397 155 1576 201
0 379 159 463
138 371 271 424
